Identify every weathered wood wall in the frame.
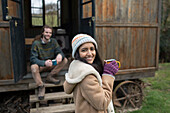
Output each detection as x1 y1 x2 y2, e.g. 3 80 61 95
0 23 14 79
0 0 3 21
0 0 19 80
95 0 160 72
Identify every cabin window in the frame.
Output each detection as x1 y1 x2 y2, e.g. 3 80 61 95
31 0 61 27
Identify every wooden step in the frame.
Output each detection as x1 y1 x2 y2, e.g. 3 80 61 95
30 103 75 113
30 92 73 103
29 81 64 89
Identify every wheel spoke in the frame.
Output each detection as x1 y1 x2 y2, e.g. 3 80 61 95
116 97 126 101
129 99 136 108
120 86 127 96
130 93 142 97
122 99 128 110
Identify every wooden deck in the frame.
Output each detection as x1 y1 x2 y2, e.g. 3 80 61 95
0 70 67 93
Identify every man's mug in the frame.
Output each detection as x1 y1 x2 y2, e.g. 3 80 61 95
105 59 121 68
52 59 57 66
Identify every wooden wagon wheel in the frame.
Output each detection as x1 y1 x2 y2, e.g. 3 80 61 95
113 81 143 112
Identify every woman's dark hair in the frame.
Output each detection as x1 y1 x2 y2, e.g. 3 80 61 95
74 44 103 75
33 25 53 42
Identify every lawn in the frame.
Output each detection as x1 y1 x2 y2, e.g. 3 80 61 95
129 63 170 113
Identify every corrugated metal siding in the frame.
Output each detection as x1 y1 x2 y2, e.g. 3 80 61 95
95 0 160 71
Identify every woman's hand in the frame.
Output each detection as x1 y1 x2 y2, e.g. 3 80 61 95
103 60 119 76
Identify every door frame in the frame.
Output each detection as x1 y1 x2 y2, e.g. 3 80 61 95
1 0 26 82
78 0 95 37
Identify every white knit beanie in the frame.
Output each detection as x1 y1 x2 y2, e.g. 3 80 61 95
72 34 98 58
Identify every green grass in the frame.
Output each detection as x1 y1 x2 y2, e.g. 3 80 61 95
129 63 170 113
32 14 60 27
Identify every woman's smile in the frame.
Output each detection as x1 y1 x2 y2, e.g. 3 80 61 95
79 42 96 64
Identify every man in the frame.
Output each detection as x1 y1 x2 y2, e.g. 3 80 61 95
30 25 68 100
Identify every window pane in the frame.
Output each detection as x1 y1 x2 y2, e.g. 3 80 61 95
32 17 43 26
8 0 20 18
83 2 92 18
31 0 43 26
31 9 43 15
82 0 91 3
31 0 42 8
45 0 61 27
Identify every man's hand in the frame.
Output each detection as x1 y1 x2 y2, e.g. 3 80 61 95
45 59 52 67
56 54 62 64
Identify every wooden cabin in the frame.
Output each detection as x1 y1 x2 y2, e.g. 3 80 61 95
0 0 161 112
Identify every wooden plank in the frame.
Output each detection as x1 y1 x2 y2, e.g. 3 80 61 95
115 71 155 81
140 28 145 67
119 0 128 23
28 79 64 89
118 27 125 68
108 0 114 21
0 79 14 85
102 0 107 21
136 28 142 68
143 0 150 22
117 67 156 75
95 22 159 27
30 104 75 113
150 29 156 67
130 28 137 68
115 0 120 22
0 27 13 80
30 92 73 103
25 38 34 45
95 0 103 21
0 0 3 21
125 27 131 69
0 22 10 27
127 0 132 23
0 83 28 92
156 0 162 69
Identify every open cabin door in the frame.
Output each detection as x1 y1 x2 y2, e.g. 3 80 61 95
79 0 95 37
2 0 26 82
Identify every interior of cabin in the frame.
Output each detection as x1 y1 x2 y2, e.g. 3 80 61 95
23 0 80 73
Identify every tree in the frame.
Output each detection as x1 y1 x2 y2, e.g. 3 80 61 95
160 0 170 62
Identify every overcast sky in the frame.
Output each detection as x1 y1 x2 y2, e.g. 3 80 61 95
31 0 60 14
31 0 58 7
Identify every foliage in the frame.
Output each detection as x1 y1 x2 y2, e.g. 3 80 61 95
160 0 170 62
129 63 170 113
31 2 60 27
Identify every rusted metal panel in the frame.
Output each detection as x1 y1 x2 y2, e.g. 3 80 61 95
0 24 13 80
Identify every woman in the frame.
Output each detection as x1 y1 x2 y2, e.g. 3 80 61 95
64 34 119 113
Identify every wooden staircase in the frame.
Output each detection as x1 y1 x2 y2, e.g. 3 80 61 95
29 83 75 113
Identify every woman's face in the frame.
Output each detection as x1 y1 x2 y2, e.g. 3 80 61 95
79 42 96 64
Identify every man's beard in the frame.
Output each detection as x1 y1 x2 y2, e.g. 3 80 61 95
44 35 49 41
